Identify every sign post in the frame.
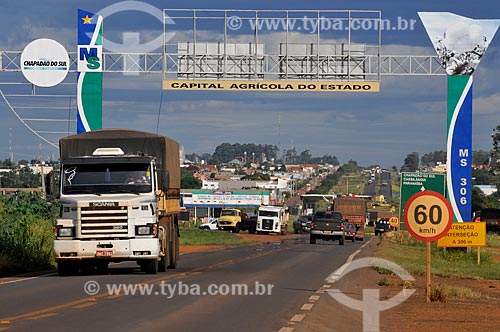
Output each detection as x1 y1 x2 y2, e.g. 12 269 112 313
404 190 453 302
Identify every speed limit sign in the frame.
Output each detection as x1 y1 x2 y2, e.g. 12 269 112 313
404 190 453 242
389 216 400 228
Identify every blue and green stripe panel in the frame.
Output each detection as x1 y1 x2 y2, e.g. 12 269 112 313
77 9 103 133
447 76 473 222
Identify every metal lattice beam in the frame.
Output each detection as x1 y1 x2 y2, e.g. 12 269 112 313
0 50 444 75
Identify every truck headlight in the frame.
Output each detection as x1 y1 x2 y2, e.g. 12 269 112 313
136 224 157 236
57 227 74 237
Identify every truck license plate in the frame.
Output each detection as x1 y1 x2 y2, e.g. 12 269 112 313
95 250 113 257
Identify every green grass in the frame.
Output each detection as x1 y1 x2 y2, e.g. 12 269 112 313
486 233 500 248
179 228 259 246
375 231 500 280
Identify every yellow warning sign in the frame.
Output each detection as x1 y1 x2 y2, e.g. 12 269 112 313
437 222 486 247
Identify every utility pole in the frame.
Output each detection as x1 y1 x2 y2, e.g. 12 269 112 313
39 144 46 200
40 161 46 200
9 128 13 163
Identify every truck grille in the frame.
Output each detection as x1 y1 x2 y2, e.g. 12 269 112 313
80 205 128 239
262 219 273 230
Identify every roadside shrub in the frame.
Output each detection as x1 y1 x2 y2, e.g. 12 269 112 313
430 283 481 302
0 192 58 275
377 277 393 286
0 217 54 268
430 283 449 302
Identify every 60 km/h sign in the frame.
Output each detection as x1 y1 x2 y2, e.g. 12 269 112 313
404 191 453 242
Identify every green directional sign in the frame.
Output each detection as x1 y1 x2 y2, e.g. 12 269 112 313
399 172 446 225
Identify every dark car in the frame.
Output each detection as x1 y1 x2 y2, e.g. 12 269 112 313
293 215 313 233
344 222 357 242
374 219 391 236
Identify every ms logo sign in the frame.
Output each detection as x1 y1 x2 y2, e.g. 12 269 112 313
78 46 102 72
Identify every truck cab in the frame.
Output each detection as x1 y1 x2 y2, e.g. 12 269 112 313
53 129 180 276
218 208 245 233
256 206 286 235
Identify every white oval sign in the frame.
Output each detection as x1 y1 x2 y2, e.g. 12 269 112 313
21 38 69 87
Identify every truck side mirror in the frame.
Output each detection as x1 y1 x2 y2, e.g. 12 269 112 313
45 171 55 196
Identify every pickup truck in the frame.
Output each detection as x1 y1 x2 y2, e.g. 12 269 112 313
310 211 345 245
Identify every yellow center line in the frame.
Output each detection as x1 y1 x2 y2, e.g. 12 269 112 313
71 302 97 309
27 313 57 321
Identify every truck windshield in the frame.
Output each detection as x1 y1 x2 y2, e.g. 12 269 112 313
259 210 279 217
62 163 153 195
221 210 237 216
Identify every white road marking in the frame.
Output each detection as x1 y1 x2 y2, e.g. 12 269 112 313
0 273 57 285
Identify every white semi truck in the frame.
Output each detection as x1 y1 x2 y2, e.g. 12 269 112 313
52 129 180 275
256 205 287 235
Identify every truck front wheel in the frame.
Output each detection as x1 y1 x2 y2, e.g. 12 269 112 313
310 234 316 244
233 223 241 233
145 259 158 274
57 261 78 276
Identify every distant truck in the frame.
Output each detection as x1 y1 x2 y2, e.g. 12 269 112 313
218 208 257 233
478 208 500 232
309 211 345 245
333 196 366 241
52 129 180 275
256 205 286 235
368 210 393 226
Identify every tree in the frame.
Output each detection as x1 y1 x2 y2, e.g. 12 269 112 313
2 159 14 168
491 125 500 170
342 160 359 174
282 147 297 164
298 150 312 163
472 150 491 166
421 151 446 167
472 168 493 185
472 186 489 213
401 152 419 172
181 175 201 189
212 143 279 164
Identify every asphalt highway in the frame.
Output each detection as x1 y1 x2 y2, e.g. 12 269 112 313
0 235 367 332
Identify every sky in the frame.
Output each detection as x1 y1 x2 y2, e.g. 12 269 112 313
0 0 500 168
